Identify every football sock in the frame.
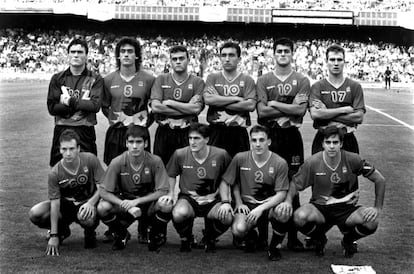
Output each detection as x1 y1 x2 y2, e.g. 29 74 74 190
173 218 194 240
257 215 269 243
288 194 301 241
101 214 125 234
299 222 331 240
204 218 229 240
269 219 288 247
343 224 377 242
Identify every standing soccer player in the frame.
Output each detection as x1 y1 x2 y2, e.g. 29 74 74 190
384 66 392 90
276 126 385 258
256 37 310 251
47 38 103 167
161 123 232 252
102 37 155 243
309 44 365 154
151 45 205 165
203 41 256 157
29 129 105 256
220 125 290 261
97 125 170 252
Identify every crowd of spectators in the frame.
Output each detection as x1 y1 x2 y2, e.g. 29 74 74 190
2 0 413 11
1 28 413 83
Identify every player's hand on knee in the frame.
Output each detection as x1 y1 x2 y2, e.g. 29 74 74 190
362 207 380 223
218 203 233 221
275 202 293 219
78 202 96 220
235 204 250 215
120 199 137 211
46 237 60 256
159 194 173 206
246 208 262 225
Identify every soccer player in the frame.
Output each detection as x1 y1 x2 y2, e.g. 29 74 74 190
151 45 205 165
29 129 105 256
309 44 365 154
102 37 155 242
47 38 103 167
276 126 385 258
220 125 290 261
384 66 392 90
97 125 170 252
162 123 232 252
256 37 310 251
203 41 256 158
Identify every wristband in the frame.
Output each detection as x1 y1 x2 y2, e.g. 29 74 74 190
49 233 59 238
221 200 230 204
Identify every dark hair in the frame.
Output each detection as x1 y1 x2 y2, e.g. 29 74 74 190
126 125 149 141
188 123 210 139
321 126 345 142
273 37 294 53
249 125 270 138
220 41 241 57
169 45 189 59
115 37 142 70
325 44 345 60
67 38 88 54
59 129 80 147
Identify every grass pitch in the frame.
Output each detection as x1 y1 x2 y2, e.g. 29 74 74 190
0 81 413 273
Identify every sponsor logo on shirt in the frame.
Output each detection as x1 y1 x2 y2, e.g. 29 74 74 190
316 172 326 176
138 81 144 87
161 85 171 89
241 167 251 171
111 85 120 89
183 165 193 169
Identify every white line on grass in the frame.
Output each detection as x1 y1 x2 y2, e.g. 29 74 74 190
366 105 414 131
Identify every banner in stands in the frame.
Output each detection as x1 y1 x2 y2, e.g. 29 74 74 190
199 6 227 22
272 9 353 25
87 4 115 22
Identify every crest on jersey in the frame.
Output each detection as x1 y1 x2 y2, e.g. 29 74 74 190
212 160 216 167
346 86 351 93
269 167 274 174
291 156 301 166
330 172 341 184
342 166 348 173
144 167 150 174
138 81 144 87
292 80 297 86
240 81 245 87
132 173 141 184
123 85 133 97
188 84 193 90
77 174 88 185
83 167 89 173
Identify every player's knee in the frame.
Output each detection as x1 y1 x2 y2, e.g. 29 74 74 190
232 221 248 238
79 214 98 228
172 206 191 223
28 206 42 225
97 200 113 218
156 199 173 214
293 209 308 227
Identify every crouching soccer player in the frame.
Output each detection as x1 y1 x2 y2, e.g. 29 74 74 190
219 125 290 261
97 125 170 252
160 123 232 252
29 129 105 256
276 126 385 258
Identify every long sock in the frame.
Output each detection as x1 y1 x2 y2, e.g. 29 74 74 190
173 217 194 240
102 214 125 235
288 194 301 242
270 219 289 247
343 224 377 242
204 218 229 240
257 215 269 243
299 222 332 241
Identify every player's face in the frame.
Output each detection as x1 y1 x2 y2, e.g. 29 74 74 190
60 139 80 163
119 44 137 68
126 136 147 157
170 51 188 73
327 51 345 76
68 44 87 68
250 131 271 155
188 131 208 153
274 44 292 67
220 47 240 72
322 135 342 158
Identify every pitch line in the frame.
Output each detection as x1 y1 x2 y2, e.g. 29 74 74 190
366 105 414 131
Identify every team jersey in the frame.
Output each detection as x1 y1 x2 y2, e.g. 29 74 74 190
167 146 231 204
204 71 256 127
101 151 169 199
102 70 155 127
309 77 365 131
222 151 289 204
47 67 103 127
257 71 310 128
292 150 375 205
48 152 104 203
150 73 205 128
